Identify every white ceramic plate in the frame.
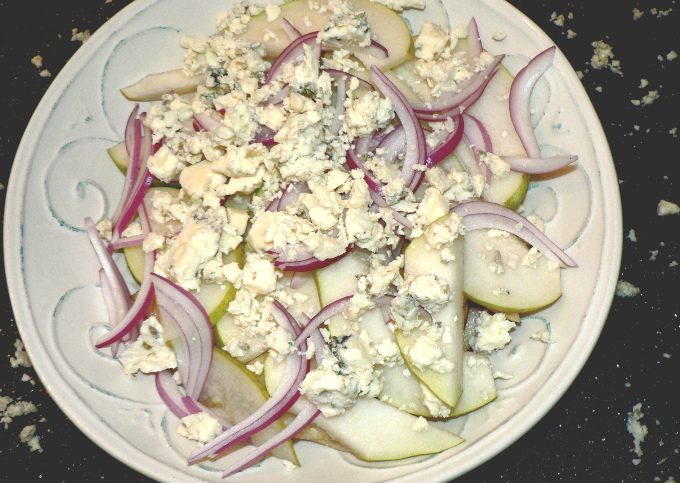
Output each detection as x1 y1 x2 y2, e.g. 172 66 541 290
4 0 621 481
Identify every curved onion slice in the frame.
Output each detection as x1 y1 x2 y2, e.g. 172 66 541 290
85 217 155 348
369 190 413 231
502 154 578 174
152 274 213 400
462 113 492 181
222 401 320 479
509 46 556 158
466 18 483 62
156 370 192 420
411 55 504 114
265 32 320 84
369 65 426 188
188 301 307 464
274 244 354 272
376 125 406 164
452 200 577 267
425 115 464 167
280 17 301 41
295 295 353 346
329 74 347 136
98 269 125 358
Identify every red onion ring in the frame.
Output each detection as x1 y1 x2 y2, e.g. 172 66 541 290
509 46 556 158
411 55 504 114
369 65 426 189
221 401 320 479
280 17 301 41
295 295 353 346
452 200 577 267
188 301 308 463
425 115 464 167
265 32 320 84
502 154 578 174
274 244 354 272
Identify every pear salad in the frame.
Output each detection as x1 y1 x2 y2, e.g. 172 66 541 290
85 0 578 478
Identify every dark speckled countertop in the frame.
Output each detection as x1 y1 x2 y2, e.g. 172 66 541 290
1 0 677 481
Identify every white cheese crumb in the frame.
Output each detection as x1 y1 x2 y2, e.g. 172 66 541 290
627 403 648 459
10 338 32 368
616 280 640 297
627 229 637 242
178 412 223 444
411 416 429 432
39 69 52 78
71 28 91 43
31 55 43 68
529 327 555 344
667 50 678 61
632 8 644 20
657 199 680 216
492 31 507 41
283 459 298 473
19 425 43 452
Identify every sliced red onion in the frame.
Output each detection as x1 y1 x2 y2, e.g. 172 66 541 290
466 18 483 62
359 40 388 60
509 46 556 158
188 302 307 463
425 115 464 167
156 370 192 420
110 109 143 232
376 125 406 164
110 234 145 250
275 244 354 272
155 296 193 397
370 65 426 189
502 154 578 174
265 32 320 84
98 269 123 358
329 74 347 136
152 274 213 400
456 136 483 179
193 112 222 132
414 66 499 121
345 147 384 195
295 295 353 346
369 190 413 231
323 69 374 92
411 55 504 114
221 401 320 479
86 217 154 349
452 200 577 267
280 17 301 41
462 113 493 182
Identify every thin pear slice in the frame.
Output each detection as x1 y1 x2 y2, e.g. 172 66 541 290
199 348 298 465
397 216 465 408
466 65 530 209
120 69 201 102
263 355 463 460
451 352 497 417
463 229 562 313
241 0 412 70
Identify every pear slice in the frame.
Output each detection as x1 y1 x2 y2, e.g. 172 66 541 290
465 64 530 209
199 348 298 465
107 141 179 188
451 352 497 417
120 69 202 102
396 216 465 408
241 0 412 70
263 354 463 460
463 229 562 313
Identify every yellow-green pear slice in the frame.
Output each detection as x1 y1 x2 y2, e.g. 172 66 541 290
263 354 463 460
451 352 497 417
241 0 412 70
199 348 298 465
465 64 530 210
397 215 465 408
120 69 201 102
463 229 562 313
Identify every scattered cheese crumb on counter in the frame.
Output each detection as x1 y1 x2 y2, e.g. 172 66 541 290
616 280 640 297
626 403 648 462
657 200 680 216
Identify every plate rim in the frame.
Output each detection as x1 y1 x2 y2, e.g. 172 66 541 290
3 0 622 481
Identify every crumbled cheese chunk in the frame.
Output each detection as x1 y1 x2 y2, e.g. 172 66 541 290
626 403 648 459
616 280 640 297
657 199 680 216
464 311 515 354
119 316 178 375
178 412 223 444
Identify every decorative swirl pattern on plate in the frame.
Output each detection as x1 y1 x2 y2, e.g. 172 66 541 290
102 26 184 137
49 284 163 403
44 137 120 232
